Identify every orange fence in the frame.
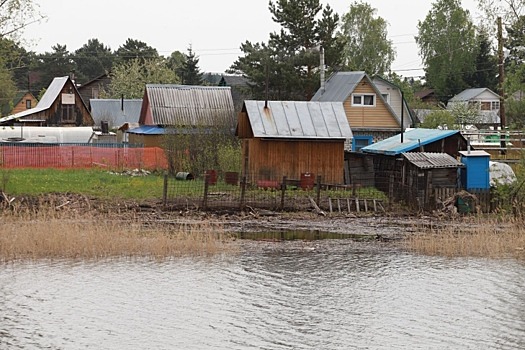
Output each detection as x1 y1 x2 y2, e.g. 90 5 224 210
0 144 168 170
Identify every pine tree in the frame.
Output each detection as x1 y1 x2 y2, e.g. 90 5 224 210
180 46 203 85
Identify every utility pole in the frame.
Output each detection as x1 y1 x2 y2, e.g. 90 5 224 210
498 16 506 154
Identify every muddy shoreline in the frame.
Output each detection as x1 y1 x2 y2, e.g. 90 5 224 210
0 193 450 240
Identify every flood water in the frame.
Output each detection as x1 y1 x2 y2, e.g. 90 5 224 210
1 239 524 350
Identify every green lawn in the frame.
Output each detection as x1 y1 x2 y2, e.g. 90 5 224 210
0 168 165 200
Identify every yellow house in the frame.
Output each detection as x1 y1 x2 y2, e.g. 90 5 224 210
312 71 412 151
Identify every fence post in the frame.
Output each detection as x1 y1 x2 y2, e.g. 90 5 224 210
202 173 209 210
280 176 287 211
316 175 322 206
240 175 247 211
162 172 168 208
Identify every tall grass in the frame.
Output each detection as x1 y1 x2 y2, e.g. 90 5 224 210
404 216 525 259
0 209 236 262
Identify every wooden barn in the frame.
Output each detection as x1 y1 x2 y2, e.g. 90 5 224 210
0 76 93 127
237 100 352 185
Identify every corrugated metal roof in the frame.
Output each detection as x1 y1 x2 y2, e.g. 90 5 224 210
243 100 352 139
403 152 463 169
361 128 461 156
449 88 498 101
311 71 366 102
0 76 72 124
144 84 235 127
90 99 142 128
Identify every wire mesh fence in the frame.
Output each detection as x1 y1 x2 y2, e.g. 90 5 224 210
163 171 389 214
0 143 168 171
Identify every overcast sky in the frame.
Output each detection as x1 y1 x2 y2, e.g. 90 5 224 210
23 0 481 78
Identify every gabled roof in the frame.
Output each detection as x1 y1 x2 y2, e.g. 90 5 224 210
0 76 86 124
311 71 403 127
312 71 367 102
403 152 464 169
141 84 235 126
362 128 462 156
243 100 352 139
415 89 436 100
90 99 142 128
449 88 499 102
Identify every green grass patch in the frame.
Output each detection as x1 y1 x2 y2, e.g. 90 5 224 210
0 168 165 200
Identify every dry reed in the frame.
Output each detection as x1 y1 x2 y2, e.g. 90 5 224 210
0 208 236 262
404 216 525 259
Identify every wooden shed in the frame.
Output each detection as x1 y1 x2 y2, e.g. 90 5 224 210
0 76 93 127
401 152 464 211
237 100 352 185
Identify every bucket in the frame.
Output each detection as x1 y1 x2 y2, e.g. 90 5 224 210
175 172 194 180
300 172 315 190
205 169 217 185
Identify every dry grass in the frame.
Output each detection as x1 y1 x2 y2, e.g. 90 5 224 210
0 209 237 262
404 216 525 259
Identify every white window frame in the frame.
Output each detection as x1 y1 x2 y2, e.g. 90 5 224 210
352 93 376 107
381 93 390 104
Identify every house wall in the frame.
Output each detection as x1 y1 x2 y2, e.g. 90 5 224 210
11 93 38 115
46 80 93 126
242 138 345 184
343 81 399 128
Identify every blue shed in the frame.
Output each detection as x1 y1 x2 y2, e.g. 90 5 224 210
459 150 490 190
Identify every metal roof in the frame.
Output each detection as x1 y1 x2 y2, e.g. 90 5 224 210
90 99 142 128
449 88 499 102
243 100 352 139
143 84 235 127
403 152 464 169
361 128 461 156
0 76 78 124
311 71 366 102
127 125 167 135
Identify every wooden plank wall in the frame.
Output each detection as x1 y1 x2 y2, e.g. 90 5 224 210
243 138 345 184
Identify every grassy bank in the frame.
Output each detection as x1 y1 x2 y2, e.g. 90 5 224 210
405 217 525 259
0 210 236 262
1 168 164 200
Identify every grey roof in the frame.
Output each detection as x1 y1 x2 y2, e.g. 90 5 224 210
449 88 499 102
312 71 366 102
243 100 352 139
90 99 142 128
403 152 464 169
311 71 404 127
0 76 70 124
143 84 235 127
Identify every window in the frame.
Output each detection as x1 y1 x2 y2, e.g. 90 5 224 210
382 93 390 104
25 99 32 109
61 105 76 123
352 94 376 107
352 136 373 152
491 101 500 110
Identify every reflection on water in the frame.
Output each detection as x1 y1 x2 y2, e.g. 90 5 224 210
0 240 524 349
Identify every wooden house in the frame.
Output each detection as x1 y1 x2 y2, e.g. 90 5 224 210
414 89 439 106
372 76 414 128
312 71 411 151
2 91 38 116
237 100 352 185
447 88 501 127
129 84 235 147
0 76 93 127
77 73 111 110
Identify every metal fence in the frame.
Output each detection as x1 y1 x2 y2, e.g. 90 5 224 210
0 143 168 171
163 171 388 214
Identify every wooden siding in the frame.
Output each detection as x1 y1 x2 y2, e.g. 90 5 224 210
11 93 38 115
242 138 344 184
344 81 399 128
236 112 253 138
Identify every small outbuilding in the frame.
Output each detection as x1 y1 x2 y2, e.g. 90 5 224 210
237 100 352 184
